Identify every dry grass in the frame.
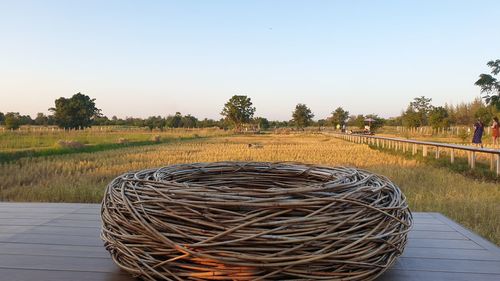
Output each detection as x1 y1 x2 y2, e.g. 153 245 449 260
0 134 498 244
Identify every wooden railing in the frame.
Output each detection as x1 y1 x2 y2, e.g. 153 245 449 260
329 133 500 176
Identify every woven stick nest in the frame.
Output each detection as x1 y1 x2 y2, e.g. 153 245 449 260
101 162 412 281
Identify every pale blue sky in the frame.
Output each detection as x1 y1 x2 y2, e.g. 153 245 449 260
0 0 498 120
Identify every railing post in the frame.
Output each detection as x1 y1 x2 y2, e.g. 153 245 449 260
450 149 454 164
496 154 500 176
412 144 416 155
435 146 440 159
490 154 495 172
423 145 427 157
470 152 476 169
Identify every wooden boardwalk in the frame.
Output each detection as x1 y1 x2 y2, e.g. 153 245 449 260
0 203 499 281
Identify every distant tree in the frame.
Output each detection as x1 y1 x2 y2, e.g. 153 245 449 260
4 112 21 130
50 93 101 129
350 115 365 129
475 59 500 109
402 107 422 128
428 106 450 129
316 119 326 127
409 96 433 126
292 104 314 129
93 116 110 126
221 95 256 131
330 107 349 127
34 113 49 126
166 112 183 128
474 107 493 125
181 114 198 128
364 114 385 131
269 120 289 128
198 118 221 128
145 116 165 131
385 116 402 126
0 112 5 125
254 117 270 130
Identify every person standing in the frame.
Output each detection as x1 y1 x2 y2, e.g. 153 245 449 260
491 117 499 146
472 119 485 148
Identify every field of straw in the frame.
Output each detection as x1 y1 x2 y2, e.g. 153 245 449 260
0 133 498 245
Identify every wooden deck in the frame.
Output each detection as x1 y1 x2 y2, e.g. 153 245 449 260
0 203 499 281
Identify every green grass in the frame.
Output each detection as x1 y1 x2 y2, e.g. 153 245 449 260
0 127 229 163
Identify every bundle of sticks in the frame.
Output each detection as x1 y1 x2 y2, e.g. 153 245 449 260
101 162 412 281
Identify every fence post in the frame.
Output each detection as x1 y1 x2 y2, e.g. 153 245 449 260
490 154 495 172
435 147 440 159
470 152 476 169
496 154 500 176
423 146 427 157
450 149 454 164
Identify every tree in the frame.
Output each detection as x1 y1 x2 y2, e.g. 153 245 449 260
0 112 4 125
50 93 101 129
409 96 433 126
350 115 365 129
402 107 422 128
34 113 49 126
474 107 493 125
330 107 349 127
475 59 500 109
4 112 21 130
364 114 385 131
254 117 270 130
428 106 450 129
166 112 183 128
292 103 314 129
221 95 256 130
181 114 198 128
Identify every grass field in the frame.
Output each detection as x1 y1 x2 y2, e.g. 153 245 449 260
0 127 230 163
0 132 498 245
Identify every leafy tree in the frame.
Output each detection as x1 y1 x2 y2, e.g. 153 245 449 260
0 112 5 125
4 112 21 130
34 113 49 126
428 106 450 129
409 96 433 125
475 59 500 109
402 107 422 128
221 95 256 130
50 93 101 129
181 114 198 128
351 115 365 129
364 114 385 131
254 117 270 130
330 107 349 127
166 112 183 128
292 103 314 129
474 107 493 124
145 116 165 131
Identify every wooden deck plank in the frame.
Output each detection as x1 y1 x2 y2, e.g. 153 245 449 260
0 268 134 281
0 203 498 281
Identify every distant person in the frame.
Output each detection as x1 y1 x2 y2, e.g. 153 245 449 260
472 119 484 148
342 124 346 133
492 117 499 146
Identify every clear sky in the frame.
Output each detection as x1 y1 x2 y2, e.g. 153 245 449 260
1 0 499 120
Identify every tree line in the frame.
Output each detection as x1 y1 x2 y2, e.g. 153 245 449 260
2 59 499 131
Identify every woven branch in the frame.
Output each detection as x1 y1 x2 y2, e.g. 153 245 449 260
101 162 412 281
